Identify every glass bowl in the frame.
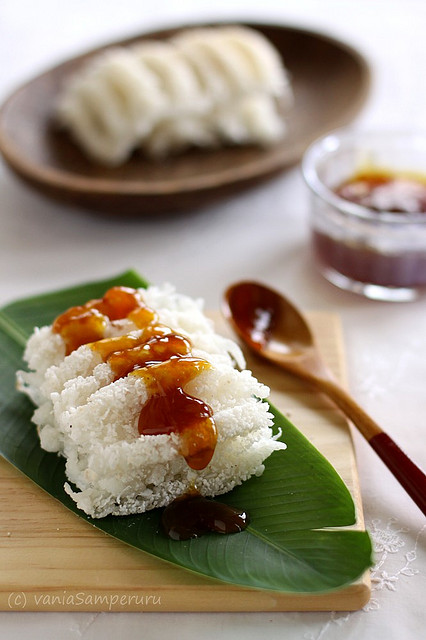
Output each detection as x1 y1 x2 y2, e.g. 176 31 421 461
302 129 426 301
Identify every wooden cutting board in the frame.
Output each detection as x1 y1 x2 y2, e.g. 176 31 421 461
0 312 370 612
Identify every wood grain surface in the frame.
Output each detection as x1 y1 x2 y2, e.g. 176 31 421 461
0 312 370 611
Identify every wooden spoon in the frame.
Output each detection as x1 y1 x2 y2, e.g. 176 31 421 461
223 280 426 516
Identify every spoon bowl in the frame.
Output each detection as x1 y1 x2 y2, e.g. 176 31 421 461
223 280 426 515
224 281 313 360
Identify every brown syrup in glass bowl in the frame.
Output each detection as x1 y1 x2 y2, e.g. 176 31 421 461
312 170 426 289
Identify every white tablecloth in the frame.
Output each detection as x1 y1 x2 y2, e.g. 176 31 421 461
0 1 425 638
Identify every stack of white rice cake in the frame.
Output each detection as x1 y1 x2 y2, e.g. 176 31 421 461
17 284 286 519
56 25 293 165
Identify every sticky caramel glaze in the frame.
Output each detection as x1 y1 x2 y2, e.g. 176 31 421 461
132 358 216 470
52 307 107 355
90 329 181 375
162 489 249 540
109 334 193 379
52 286 143 354
51 286 217 470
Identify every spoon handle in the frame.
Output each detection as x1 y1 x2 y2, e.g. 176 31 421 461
368 432 426 516
295 370 426 516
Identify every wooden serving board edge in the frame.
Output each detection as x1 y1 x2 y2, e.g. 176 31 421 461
0 312 371 612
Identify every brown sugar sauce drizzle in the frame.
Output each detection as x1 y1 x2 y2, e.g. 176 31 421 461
52 286 143 354
52 286 217 470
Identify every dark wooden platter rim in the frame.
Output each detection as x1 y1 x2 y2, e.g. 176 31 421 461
0 22 370 214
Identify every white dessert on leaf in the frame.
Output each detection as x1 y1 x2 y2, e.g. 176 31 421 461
17 284 286 519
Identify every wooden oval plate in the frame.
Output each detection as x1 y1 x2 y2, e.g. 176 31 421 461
0 23 370 215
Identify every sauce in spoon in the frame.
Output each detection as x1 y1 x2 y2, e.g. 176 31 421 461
223 280 426 516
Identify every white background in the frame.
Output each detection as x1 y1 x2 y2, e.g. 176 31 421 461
0 1 425 638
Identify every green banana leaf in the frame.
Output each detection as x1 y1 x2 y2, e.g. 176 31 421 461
0 270 372 593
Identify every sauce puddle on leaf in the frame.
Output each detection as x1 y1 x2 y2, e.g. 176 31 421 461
162 490 249 540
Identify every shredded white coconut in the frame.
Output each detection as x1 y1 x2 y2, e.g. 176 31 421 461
17 284 286 518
